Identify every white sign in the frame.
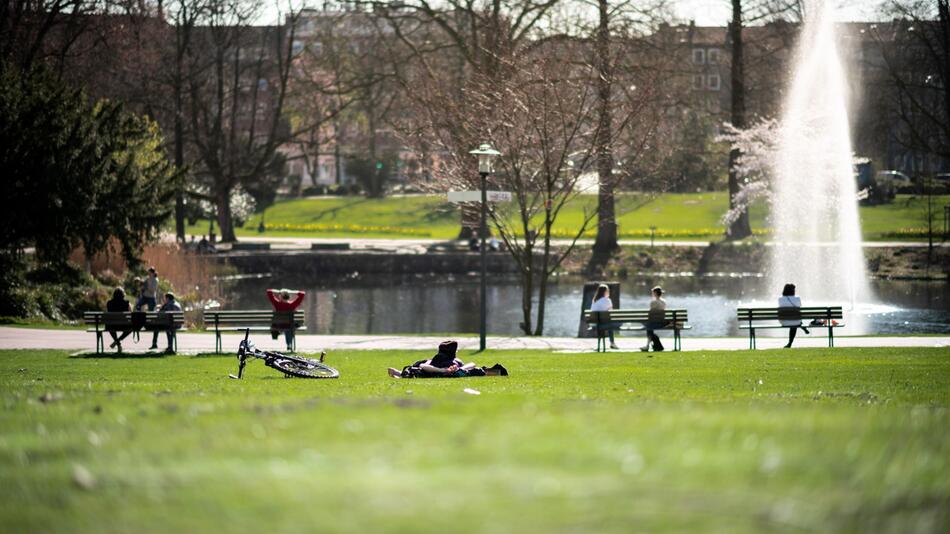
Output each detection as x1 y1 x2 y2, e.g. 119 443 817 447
447 190 512 203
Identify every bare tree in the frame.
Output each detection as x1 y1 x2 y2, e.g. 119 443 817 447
872 1 950 259
725 0 752 239
591 0 619 256
721 0 802 239
570 0 672 265
183 0 299 242
873 1 950 162
284 7 407 196
361 0 569 233
159 0 209 241
0 0 97 71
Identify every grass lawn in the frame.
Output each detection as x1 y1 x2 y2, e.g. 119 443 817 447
2 347 948 532
0 318 86 330
185 193 948 241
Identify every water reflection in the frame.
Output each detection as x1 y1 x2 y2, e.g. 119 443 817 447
228 274 948 337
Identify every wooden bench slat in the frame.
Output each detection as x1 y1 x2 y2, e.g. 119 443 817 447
583 308 690 352
584 309 689 322
84 311 185 354
736 306 845 349
200 309 307 353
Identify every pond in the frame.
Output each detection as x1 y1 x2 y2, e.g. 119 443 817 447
225 273 950 338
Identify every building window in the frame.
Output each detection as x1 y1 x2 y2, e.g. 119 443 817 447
693 74 704 90
708 48 721 64
692 48 705 64
707 74 721 90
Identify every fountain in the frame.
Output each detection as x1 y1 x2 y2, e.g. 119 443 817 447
769 0 872 307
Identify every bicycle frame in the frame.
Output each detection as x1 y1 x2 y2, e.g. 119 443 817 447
233 328 327 379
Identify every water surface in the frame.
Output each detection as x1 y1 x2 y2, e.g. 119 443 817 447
228 274 949 338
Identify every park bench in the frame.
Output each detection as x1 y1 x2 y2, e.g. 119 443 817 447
736 306 844 350
202 310 306 353
583 309 690 352
83 311 185 354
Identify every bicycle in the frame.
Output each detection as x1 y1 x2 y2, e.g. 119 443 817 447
229 329 339 379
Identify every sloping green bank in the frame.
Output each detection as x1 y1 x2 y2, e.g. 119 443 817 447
186 193 947 241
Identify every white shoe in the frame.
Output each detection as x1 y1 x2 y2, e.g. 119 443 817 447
609 343 620 350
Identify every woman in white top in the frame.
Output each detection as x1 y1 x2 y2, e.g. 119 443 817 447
590 284 620 349
778 283 809 348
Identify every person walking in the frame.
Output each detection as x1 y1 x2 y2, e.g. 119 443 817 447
590 284 620 350
778 283 810 348
641 286 666 353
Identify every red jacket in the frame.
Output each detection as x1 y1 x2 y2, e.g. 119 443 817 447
267 289 305 311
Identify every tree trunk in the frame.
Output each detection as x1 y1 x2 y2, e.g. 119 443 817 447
173 24 187 243
727 0 752 240
216 188 236 242
174 93 185 242
592 0 618 257
519 239 534 335
533 211 554 336
368 104 381 197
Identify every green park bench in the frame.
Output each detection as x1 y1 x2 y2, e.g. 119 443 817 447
736 306 845 350
83 311 185 354
202 310 306 353
584 309 690 352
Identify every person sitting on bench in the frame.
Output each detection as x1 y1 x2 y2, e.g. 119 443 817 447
779 283 810 348
266 288 305 351
106 287 132 353
590 284 620 350
388 340 508 378
156 292 182 354
641 286 667 353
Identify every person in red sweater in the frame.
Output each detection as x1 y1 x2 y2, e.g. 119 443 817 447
266 288 305 350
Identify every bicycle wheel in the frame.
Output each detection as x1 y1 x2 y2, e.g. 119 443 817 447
268 357 339 379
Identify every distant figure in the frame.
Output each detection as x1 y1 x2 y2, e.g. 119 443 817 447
267 288 305 351
137 267 159 312
779 283 810 348
156 292 182 354
198 236 209 253
388 340 508 378
641 286 666 353
468 236 479 251
106 287 132 353
590 284 620 350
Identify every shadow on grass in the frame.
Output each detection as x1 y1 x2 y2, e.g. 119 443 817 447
191 352 233 358
306 197 369 222
69 351 171 359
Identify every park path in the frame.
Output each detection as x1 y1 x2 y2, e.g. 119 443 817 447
181 234 948 253
1 327 947 354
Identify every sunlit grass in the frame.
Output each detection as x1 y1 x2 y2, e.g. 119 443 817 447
1 346 948 532
184 193 948 241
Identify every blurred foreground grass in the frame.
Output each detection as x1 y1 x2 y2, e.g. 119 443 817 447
1 347 948 533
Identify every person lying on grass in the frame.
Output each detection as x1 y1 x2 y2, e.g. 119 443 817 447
388 340 508 378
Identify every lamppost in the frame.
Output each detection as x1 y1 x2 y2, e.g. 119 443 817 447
469 143 501 351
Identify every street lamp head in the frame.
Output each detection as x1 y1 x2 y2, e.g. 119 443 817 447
469 143 501 174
